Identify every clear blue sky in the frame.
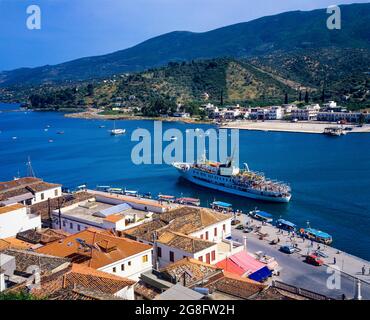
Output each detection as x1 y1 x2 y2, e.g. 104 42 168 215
0 0 367 71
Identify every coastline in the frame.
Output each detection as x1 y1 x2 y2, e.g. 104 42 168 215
64 108 212 124
221 120 370 134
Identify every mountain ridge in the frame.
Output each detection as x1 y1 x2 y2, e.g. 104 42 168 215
0 3 369 86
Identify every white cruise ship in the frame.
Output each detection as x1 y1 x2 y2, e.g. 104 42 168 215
173 157 291 203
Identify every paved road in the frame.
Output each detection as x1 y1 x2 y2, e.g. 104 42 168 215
232 230 370 300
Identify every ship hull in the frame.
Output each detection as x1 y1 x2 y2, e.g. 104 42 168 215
175 167 291 203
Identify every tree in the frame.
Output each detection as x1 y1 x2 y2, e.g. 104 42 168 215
358 113 366 126
220 90 224 106
0 291 40 300
304 91 309 103
87 84 94 96
298 91 302 102
284 93 288 104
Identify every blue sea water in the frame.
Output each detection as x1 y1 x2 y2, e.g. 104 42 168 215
1 103 369 260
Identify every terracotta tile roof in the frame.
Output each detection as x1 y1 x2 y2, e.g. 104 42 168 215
0 203 24 214
26 182 61 193
134 280 160 300
157 231 215 253
16 228 70 245
104 214 124 223
2 249 70 274
0 177 41 192
203 271 266 300
29 192 94 221
123 219 167 242
36 228 152 269
0 237 34 251
0 177 61 202
160 207 231 232
160 257 221 284
13 263 135 300
252 286 299 300
123 207 231 242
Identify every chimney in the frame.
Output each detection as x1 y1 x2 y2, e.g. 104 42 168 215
354 279 362 300
0 273 6 292
229 239 233 255
243 235 247 251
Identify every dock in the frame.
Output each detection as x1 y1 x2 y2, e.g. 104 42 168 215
231 212 370 299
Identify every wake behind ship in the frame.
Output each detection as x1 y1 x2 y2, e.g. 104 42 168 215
173 157 291 203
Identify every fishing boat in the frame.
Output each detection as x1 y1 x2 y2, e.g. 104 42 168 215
276 219 296 232
57 131 65 135
124 189 139 197
143 192 152 199
211 201 233 212
96 185 111 192
324 127 345 136
110 121 126 135
177 197 201 206
158 194 176 202
108 187 124 194
299 227 333 245
249 209 273 223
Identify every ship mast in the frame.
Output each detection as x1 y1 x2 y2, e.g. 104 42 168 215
26 156 36 177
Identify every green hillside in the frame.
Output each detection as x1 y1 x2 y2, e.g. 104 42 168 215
0 3 369 86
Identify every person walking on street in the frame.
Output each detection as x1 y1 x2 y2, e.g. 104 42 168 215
333 257 336 265
362 265 366 275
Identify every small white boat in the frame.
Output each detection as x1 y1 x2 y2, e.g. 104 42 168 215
12 136 17 140
110 121 125 135
170 136 177 141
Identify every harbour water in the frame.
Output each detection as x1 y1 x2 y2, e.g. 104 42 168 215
1 103 370 260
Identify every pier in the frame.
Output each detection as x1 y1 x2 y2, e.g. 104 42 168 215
231 212 370 299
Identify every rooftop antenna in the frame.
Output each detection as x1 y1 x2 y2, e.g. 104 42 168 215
26 156 36 178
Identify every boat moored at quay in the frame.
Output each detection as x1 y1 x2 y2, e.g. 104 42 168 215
173 157 292 203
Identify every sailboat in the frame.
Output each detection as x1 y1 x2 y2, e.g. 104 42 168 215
110 121 125 135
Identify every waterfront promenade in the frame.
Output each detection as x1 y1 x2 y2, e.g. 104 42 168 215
231 213 370 299
221 120 370 134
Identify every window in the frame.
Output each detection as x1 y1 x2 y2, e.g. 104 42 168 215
214 227 217 237
62 220 66 227
142 255 148 263
200 234 203 239
198 256 203 262
77 224 81 231
169 251 174 262
157 247 162 258
211 250 216 261
69 222 73 229
113 267 116 273
54 189 58 197
206 253 211 264
41 193 45 201
128 261 131 266
121 264 125 271
223 224 226 232
205 231 209 240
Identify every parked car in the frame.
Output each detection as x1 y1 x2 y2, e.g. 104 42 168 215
231 219 241 226
235 224 244 230
280 245 295 254
305 254 324 266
